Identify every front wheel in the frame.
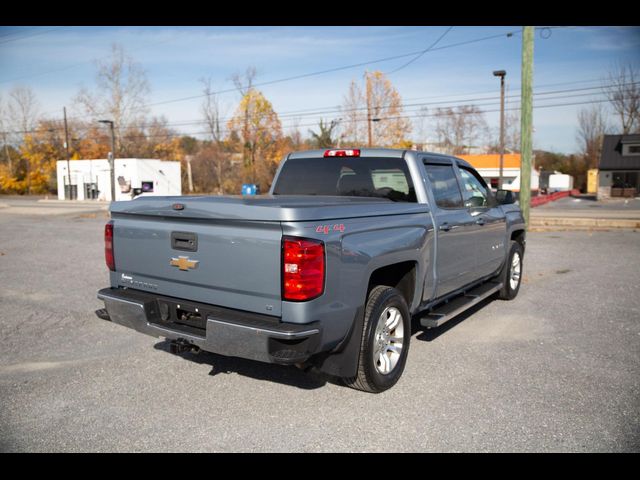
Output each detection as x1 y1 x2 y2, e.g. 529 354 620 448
497 240 524 300
343 286 411 393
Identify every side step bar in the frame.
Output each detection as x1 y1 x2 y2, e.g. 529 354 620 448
420 281 502 329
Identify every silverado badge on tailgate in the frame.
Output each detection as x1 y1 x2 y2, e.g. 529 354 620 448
170 256 199 271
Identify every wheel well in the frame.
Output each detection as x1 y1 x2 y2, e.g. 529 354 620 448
511 229 526 251
367 261 417 308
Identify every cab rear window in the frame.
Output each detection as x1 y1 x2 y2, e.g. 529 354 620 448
272 157 417 202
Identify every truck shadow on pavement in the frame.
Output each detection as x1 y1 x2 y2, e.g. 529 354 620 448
412 297 495 342
153 340 335 390
151 296 497 389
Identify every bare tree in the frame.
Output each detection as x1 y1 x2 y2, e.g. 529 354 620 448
288 117 304 150
603 62 640 134
487 110 520 154
7 85 40 136
577 104 609 170
4 86 41 193
231 66 257 97
74 44 150 156
504 110 521 153
231 67 258 174
200 77 228 194
0 94 12 172
341 80 366 145
434 105 489 155
413 106 430 149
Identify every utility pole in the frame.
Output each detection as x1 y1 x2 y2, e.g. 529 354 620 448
493 70 506 190
99 120 116 202
63 107 73 199
366 71 373 148
520 26 534 227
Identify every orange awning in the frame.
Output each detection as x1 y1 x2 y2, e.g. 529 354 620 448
457 154 521 169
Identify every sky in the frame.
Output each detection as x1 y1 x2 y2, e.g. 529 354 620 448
0 25 639 154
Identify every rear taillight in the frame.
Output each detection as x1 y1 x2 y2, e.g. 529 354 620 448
282 236 325 301
105 222 115 271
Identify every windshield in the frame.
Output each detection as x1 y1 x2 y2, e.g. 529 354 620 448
272 156 417 202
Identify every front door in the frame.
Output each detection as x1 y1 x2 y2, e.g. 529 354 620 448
423 161 477 299
458 166 507 278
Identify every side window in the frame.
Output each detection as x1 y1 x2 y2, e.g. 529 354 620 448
459 167 490 208
424 164 464 209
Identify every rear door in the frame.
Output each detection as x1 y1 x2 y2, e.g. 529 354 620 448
457 165 507 278
422 159 477 298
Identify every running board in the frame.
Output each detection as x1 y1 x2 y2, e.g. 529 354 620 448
420 281 503 329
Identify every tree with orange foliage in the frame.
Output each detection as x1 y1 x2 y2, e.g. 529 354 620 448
341 71 412 148
227 88 283 192
72 124 111 159
0 119 65 194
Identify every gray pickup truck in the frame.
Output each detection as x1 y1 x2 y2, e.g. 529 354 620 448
97 148 525 393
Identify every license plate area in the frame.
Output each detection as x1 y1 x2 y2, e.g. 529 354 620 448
148 299 207 337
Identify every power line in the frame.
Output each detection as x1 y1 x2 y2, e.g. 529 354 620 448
2 80 628 137
0 26 67 45
8 97 611 142
52 26 586 124
223 76 610 119
0 27 40 39
386 26 454 74
74 81 636 131
143 28 521 111
0 29 180 86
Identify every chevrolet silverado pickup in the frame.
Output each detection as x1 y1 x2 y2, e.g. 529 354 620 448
97 148 526 393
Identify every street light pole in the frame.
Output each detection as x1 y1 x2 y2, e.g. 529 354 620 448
63 107 73 199
493 70 506 190
99 120 116 202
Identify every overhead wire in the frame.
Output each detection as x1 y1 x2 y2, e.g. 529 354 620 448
0 27 67 45
386 26 454 74
6 80 624 136
3 95 613 142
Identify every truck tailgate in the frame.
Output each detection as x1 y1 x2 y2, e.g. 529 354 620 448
112 216 282 316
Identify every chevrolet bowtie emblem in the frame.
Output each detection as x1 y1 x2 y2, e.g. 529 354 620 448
170 256 199 271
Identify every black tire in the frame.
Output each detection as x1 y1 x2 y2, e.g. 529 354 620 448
343 286 411 393
497 240 524 300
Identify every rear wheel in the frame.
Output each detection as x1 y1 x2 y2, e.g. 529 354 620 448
343 286 411 393
497 240 524 300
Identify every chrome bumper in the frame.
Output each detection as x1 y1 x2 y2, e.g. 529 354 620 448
97 288 321 365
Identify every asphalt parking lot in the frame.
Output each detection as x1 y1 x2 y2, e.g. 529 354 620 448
1 209 639 452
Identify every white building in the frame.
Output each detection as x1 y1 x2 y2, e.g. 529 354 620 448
56 158 181 201
457 154 539 193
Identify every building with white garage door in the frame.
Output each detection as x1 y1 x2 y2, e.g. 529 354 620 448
56 158 181 201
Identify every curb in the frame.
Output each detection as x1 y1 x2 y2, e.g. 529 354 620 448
37 199 110 206
530 217 640 229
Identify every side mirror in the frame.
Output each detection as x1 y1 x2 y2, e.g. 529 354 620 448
496 189 515 205
464 196 486 208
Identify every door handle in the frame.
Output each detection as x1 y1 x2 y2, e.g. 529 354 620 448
476 218 486 226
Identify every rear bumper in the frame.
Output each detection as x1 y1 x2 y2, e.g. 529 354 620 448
97 287 321 365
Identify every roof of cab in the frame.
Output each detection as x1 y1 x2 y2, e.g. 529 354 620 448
287 148 404 159
286 147 474 169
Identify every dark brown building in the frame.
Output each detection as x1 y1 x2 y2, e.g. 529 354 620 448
598 134 640 198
